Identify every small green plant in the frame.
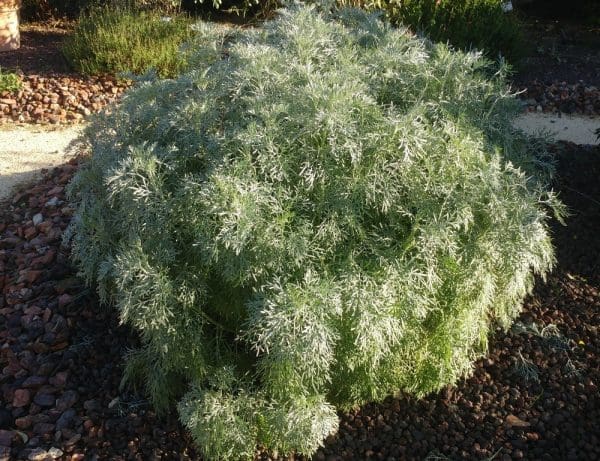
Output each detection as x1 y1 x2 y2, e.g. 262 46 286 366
512 351 540 382
0 69 22 93
425 449 503 461
67 4 562 460
511 320 570 351
62 4 194 78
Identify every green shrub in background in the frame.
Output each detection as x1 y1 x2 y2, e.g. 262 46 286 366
0 69 21 93
25 0 523 60
62 5 193 78
66 4 563 460
334 0 524 60
187 0 523 59
21 0 180 19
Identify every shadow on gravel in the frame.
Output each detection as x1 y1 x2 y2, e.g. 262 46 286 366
0 144 599 461
0 168 50 203
551 143 600 281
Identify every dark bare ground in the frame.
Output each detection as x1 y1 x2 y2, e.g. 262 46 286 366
0 25 73 76
512 18 600 88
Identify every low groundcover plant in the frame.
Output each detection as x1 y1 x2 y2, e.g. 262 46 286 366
66 4 563 459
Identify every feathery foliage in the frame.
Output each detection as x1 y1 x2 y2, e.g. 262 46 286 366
66 4 562 459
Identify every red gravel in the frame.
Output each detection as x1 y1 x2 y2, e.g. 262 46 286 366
0 143 598 460
518 80 600 117
0 159 199 460
0 74 131 126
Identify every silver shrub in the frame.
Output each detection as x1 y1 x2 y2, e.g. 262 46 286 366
66 4 564 459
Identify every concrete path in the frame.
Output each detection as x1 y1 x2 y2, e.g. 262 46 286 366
0 125 84 202
514 113 599 145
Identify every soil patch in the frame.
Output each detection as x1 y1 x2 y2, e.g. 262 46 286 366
511 16 600 117
0 25 72 75
513 18 600 88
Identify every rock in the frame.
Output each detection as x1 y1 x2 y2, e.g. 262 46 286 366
55 409 76 431
505 415 530 428
15 416 33 430
27 448 50 461
46 186 63 196
83 399 101 412
32 422 55 436
24 227 37 240
44 197 60 207
32 214 43 226
48 372 68 388
55 391 78 411
22 376 48 389
57 294 72 308
12 389 31 408
65 433 81 446
33 393 55 407
47 447 63 459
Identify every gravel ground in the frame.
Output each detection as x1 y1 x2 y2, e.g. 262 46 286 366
0 142 598 461
517 81 600 117
0 75 130 126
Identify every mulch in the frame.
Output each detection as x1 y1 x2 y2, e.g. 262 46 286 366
0 142 598 461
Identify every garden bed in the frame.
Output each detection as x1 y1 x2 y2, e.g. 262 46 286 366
0 26 130 125
0 142 597 461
